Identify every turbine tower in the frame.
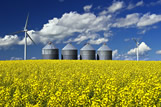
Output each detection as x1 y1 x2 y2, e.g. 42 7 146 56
9 14 36 60
132 38 139 61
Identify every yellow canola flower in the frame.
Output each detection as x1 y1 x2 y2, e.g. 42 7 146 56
0 60 161 106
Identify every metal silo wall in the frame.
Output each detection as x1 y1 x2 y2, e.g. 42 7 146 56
61 50 77 60
97 51 112 60
80 50 95 60
42 49 59 59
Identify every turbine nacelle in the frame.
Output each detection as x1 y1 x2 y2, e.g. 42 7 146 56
24 29 28 32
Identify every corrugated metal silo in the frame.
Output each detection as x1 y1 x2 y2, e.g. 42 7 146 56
97 43 112 60
42 42 59 59
80 43 95 60
61 43 77 60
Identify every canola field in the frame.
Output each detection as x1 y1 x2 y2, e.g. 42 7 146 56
0 60 161 106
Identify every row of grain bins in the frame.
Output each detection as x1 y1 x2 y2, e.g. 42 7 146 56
42 42 112 60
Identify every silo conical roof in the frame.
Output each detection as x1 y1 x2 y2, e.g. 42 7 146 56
43 42 57 49
98 43 111 51
81 43 95 50
62 43 77 50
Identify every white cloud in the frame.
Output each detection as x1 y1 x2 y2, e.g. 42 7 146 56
127 4 135 10
0 30 38 49
112 49 118 57
83 5 92 12
64 34 89 44
31 57 37 59
38 12 112 44
10 57 22 60
64 33 108 45
99 10 108 16
136 1 144 6
112 12 161 28
112 50 133 60
88 38 108 45
0 35 20 49
127 1 144 9
148 0 161 6
156 50 161 55
108 1 124 13
127 42 151 56
137 13 161 27
111 48 150 60
113 13 140 28
73 35 88 44
124 38 130 42
104 31 113 37
64 33 101 44
99 1 124 15
138 26 157 34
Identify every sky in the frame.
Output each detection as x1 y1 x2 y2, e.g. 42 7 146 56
0 0 161 60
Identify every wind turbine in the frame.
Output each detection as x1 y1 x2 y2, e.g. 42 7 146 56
9 14 36 60
132 38 140 61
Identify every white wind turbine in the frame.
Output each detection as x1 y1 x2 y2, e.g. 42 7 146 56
9 14 36 60
132 38 140 61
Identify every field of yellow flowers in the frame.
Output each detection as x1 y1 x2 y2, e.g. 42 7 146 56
0 60 161 106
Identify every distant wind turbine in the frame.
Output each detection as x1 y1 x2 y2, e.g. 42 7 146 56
132 38 140 61
9 14 36 60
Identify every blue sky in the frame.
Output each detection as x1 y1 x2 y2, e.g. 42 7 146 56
0 0 161 60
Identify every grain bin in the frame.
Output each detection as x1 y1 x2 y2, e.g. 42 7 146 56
61 43 77 60
97 43 112 60
80 43 95 60
42 42 59 59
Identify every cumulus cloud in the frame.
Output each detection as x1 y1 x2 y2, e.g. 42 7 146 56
38 12 112 44
127 1 144 9
112 49 149 60
111 48 151 60
0 35 20 49
112 49 118 57
127 42 151 56
113 13 140 28
156 50 161 55
112 50 134 60
137 13 161 27
83 5 92 12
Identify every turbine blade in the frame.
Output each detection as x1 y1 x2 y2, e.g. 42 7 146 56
26 32 36 45
8 30 24 35
24 13 29 29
